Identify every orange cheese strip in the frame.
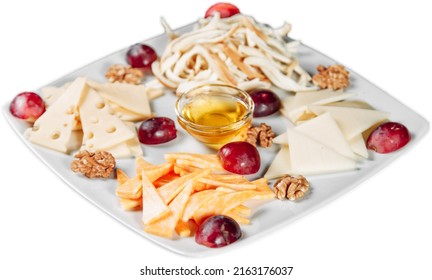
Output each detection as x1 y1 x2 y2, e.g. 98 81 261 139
181 190 218 222
141 172 170 225
157 169 211 204
224 209 250 225
116 175 142 199
153 172 180 188
165 153 224 171
230 204 252 216
119 198 142 210
135 157 154 173
197 177 257 191
175 220 192 237
116 169 129 185
145 182 194 239
143 163 173 182
192 190 257 224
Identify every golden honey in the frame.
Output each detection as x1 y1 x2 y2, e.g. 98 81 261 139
176 84 253 149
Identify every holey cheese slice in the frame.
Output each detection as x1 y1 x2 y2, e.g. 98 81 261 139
87 81 152 117
282 89 356 123
26 77 88 153
308 105 390 140
286 128 356 175
79 89 135 151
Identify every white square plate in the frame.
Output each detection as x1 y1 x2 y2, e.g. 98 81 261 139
3 23 429 257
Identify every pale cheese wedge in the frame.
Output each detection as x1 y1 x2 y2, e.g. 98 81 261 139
79 89 135 151
87 81 152 117
264 145 292 179
283 89 356 123
287 127 356 175
349 134 369 158
308 105 390 140
295 113 357 160
27 77 88 153
274 113 357 160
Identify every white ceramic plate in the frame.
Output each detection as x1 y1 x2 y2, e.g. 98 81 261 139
3 22 429 257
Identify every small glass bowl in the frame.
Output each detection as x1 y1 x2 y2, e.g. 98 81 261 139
175 84 254 149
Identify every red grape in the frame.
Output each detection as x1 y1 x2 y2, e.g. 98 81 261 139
204 2 240 18
195 215 242 248
138 117 177 145
218 141 260 174
249 89 281 117
126 44 157 70
9 92 45 122
366 122 410 153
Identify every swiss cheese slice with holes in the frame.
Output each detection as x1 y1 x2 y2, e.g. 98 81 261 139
79 89 135 151
27 77 87 153
287 127 356 175
87 81 152 117
104 122 143 158
41 83 70 107
308 105 390 140
107 101 152 122
283 90 356 123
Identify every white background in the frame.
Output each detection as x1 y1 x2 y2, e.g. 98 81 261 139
1 0 431 279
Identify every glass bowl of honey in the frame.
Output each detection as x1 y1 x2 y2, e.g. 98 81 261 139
176 84 254 149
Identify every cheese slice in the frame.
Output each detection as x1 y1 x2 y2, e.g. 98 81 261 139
79 89 135 151
308 105 390 140
104 122 143 158
283 89 356 122
264 145 292 179
295 113 357 160
41 84 68 107
27 77 88 153
87 81 152 117
349 134 369 158
287 128 356 175
108 101 152 122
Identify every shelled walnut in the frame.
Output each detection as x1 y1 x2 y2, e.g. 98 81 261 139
273 175 309 201
105 64 144 84
312 64 350 90
246 123 276 148
71 150 116 178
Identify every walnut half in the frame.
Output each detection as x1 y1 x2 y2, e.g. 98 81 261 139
273 175 310 201
246 123 276 148
312 64 350 90
105 64 144 85
71 150 116 179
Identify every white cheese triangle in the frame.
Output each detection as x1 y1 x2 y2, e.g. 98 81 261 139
287 127 356 175
27 77 88 153
88 81 152 117
79 89 135 151
308 105 390 140
264 145 292 179
284 89 356 122
349 134 369 159
295 113 357 160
